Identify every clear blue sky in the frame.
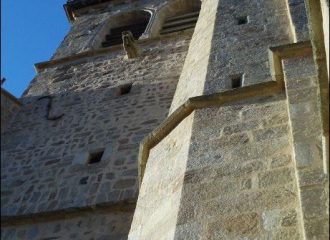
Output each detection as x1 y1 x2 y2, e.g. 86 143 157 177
1 1 69 97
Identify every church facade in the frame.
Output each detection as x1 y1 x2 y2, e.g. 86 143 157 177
1 0 329 239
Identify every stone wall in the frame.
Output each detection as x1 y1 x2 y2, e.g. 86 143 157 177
129 0 325 239
204 0 295 93
283 56 329 239
1 89 21 133
1 1 194 238
1 34 191 216
178 96 302 239
2 210 133 240
130 95 303 239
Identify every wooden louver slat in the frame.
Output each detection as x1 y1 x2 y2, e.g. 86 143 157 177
160 11 200 35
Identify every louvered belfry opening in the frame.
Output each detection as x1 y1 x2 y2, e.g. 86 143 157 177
101 11 150 48
102 21 149 47
160 10 200 35
159 0 201 36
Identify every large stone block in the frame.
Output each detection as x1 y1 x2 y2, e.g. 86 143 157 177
205 212 260 239
293 137 323 168
258 168 294 188
300 187 327 219
262 209 298 231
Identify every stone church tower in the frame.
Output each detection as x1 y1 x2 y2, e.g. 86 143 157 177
1 0 329 239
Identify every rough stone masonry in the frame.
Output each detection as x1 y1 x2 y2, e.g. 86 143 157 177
1 0 329 239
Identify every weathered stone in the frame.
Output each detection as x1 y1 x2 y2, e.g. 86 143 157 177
175 222 202 239
262 209 297 231
253 125 288 142
207 213 259 238
258 168 294 188
299 168 328 187
223 120 262 135
113 179 136 189
281 210 297 227
293 137 323 168
273 227 301 240
305 218 329 240
241 104 287 121
270 154 292 168
300 187 327 219
241 178 252 190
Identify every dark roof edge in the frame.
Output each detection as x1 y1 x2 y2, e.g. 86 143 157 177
66 0 115 11
63 4 75 23
64 0 116 23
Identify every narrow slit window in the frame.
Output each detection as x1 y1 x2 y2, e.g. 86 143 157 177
87 150 104 164
119 84 132 95
236 16 248 25
231 74 244 89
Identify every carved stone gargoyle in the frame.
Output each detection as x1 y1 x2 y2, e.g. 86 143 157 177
122 31 139 59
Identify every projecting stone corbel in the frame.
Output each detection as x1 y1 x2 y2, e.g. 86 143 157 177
122 31 139 59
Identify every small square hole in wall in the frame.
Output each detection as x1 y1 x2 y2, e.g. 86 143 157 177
236 16 248 25
87 150 104 164
79 176 89 185
231 74 244 89
119 83 132 95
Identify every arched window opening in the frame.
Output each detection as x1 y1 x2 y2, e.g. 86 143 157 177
160 0 201 35
101 11 151 48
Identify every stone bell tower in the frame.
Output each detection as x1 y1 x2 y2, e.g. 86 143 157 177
1 0 329 239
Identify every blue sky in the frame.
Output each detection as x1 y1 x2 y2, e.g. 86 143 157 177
1 1 69 97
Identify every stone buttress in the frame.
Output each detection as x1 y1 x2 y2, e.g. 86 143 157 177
129 0 329 239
